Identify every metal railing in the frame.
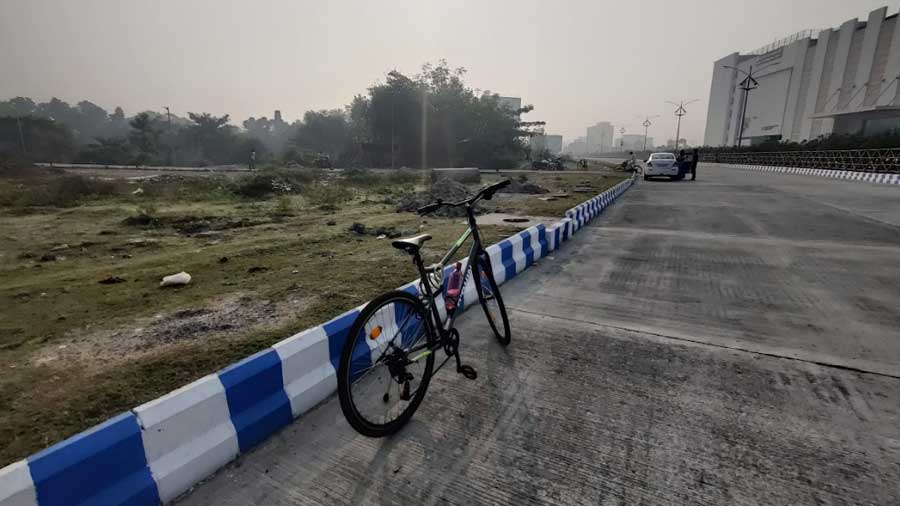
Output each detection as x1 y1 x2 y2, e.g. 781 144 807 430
745 29 822 56
700 149 900 173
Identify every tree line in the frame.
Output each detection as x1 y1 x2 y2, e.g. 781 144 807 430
0 61 542 169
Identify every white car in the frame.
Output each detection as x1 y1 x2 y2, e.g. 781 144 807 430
644 152 680 180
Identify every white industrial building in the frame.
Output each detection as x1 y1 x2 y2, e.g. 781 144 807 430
586 122 614 153
498 96 522 114
704 6 900 147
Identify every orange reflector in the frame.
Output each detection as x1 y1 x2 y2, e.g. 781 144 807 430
369 326 382 340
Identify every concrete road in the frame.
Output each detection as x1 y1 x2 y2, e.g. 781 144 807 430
179 165 900 506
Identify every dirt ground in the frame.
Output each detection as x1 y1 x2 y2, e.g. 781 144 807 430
0 166 624 466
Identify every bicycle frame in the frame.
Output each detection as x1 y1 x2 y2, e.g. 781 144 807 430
409 203 486 357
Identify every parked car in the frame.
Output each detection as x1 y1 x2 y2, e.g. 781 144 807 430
644 152 680 180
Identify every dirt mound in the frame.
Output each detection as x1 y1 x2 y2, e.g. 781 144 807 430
498 180 549 194
392 178 477 217
122 213 270 235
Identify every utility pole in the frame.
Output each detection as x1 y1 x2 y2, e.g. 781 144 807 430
723 64 759 147
164 107 173 166
666 99 698 151
390 93 395 170
15 113 26 155
420 90 427 170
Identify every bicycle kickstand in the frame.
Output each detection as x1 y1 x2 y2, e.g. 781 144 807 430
448 329 478 380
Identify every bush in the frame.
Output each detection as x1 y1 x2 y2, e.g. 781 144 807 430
343 168 422 189
231 169 319 199
384 168 420 186
4 175 117 208
342 167 379 186
232 173 280 199
304 183 353 208
273 194 294 216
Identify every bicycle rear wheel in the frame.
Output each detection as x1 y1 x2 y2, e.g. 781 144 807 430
473 254 511 345
337 290 436 437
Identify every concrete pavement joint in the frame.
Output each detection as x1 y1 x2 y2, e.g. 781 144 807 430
507 306 900 380
787 191 900 231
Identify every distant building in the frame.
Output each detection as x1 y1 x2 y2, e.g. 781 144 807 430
530 134 563 156
704 5 900 147
564 136 588 157
544 134 563 154
498 96 522 115
616 134 648 151
586 122 614 153
666 138 688 149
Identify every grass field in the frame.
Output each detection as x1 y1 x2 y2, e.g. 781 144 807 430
0 166 624 466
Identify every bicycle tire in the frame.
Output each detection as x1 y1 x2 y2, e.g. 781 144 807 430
337 290 436 437
473 254 511 345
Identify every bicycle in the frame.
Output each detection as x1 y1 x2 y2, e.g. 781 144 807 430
619 159 642 174
337 179 513 437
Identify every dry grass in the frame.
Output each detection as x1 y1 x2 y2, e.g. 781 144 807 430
0 168 527 466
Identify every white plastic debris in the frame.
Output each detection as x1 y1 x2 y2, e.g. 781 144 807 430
160 271 191 287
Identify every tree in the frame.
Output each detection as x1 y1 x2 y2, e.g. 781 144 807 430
347 60 539 169
0 97 37 117
36 98 78 126
128 112 162 164
292 109 352 162
186 112 237 165
75 137 133 165
74 100 109 142
0 116 76 162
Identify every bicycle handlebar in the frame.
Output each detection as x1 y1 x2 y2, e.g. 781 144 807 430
417 179 511 215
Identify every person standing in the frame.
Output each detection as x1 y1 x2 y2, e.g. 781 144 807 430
690 148 699 180
249 149 257 171
676 149 687 179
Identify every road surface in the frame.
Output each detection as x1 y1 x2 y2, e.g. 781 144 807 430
179 165 900 506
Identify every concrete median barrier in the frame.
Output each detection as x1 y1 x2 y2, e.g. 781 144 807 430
713 163 900 185
134 375 238 504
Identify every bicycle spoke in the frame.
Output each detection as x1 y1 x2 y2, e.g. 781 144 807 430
346 295 431 430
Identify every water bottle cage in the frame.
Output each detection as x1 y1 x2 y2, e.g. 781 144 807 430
418 263 444 294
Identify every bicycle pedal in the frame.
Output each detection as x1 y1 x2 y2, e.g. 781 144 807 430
457 365 477 380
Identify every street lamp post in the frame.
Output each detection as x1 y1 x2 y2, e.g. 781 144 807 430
666 99 698 151
163 106 173 166
15 113 26 155
641 115 659 151
723 65 759 148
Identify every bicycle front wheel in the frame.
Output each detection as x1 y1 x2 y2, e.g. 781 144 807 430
337 290 436 437
473 254 511 345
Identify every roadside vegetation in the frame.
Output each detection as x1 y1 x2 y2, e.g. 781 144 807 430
0 61 546 171
0 164 624 466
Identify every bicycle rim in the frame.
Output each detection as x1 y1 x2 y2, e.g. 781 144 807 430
339 292 435 435
475 255 511 345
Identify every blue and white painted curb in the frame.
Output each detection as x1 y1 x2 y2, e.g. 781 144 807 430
0 175 635 506
715 163 900 185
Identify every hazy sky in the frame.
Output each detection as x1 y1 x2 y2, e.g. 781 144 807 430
1 0 895 146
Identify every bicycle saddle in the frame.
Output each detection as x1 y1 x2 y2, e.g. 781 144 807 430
391 234 432 254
